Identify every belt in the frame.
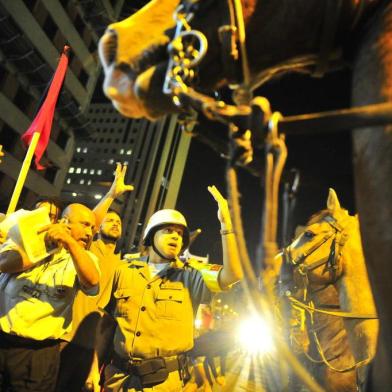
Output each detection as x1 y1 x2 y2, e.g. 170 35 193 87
0 331 60 349
111 352 188 388
111 351 181 375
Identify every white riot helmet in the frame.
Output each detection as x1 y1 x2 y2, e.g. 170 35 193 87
143 209 190 250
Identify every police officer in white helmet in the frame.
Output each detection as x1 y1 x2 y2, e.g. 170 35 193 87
103 186 243 392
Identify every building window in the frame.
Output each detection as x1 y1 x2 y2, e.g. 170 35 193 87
76 168 81 174
80 179 85 184
69 167 75 173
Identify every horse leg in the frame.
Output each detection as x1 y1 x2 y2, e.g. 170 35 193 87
351 2 392 390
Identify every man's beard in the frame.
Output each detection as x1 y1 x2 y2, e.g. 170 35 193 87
100 231 120 243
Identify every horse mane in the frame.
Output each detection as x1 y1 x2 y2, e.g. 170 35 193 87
306 209 331 225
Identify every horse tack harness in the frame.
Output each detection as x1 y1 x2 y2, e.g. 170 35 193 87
284 214 377 320
162 0 392 139
281 215 378 373
287 215 349 288
164 0 372 103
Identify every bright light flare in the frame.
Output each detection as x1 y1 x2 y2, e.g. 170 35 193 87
238 315 275 355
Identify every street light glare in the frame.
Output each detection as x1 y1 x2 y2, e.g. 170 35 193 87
238 315 275 355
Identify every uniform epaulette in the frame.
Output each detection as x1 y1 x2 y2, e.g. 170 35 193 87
123 253 142 262
184 258 223 293
122 253 148 267
184 258 211 270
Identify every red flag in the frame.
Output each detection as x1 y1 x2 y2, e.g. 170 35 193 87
21 46 70 170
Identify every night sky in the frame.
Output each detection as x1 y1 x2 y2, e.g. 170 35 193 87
177 68 355 265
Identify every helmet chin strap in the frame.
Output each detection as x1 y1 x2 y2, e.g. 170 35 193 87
151 241 176 262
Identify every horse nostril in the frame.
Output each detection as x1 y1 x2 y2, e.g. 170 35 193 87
99 29 118 66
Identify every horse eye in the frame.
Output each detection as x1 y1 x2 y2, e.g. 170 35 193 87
304 231 315 239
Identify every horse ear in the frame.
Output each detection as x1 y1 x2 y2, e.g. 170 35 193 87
327 188 341 212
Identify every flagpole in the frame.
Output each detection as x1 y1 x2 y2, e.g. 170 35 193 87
7 132 41 215
7 45 70 216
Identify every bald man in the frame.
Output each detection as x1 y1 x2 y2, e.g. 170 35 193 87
0 203 100 392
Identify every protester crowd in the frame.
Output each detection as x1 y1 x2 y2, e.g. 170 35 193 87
0 162 243 392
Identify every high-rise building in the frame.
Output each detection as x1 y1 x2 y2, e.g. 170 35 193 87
0 0 122 211
0 0 192 252
62 103 191 252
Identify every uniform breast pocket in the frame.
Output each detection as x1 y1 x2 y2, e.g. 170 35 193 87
113 288 133 317
156 287 184 320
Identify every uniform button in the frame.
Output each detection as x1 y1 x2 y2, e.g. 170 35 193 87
141 306 146 311
136 331 141 337
146 284 151 289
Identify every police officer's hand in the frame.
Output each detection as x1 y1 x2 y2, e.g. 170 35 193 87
108 162 134 198
207 185 233 229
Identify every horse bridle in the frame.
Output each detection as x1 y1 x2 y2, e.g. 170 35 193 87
163 0 372 107
163 0 252 110
286 216 349 283
283 214 378 318
284 215 377 320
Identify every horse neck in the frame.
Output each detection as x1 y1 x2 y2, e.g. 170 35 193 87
246 0 358 74
334 217 378 364
307 285 355 362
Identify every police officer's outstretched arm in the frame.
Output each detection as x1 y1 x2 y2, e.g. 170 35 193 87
208 186 243 289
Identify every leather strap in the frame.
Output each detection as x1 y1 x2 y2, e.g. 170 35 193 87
111 352 181 375
289 296 378 319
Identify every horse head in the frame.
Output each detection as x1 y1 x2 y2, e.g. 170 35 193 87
99 0 238 119
285 188 352 288
99 0 363 120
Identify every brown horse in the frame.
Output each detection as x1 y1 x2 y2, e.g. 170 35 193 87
98 1 392 389
276 189 378 391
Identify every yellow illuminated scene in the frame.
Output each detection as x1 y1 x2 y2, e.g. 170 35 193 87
0 1 390 392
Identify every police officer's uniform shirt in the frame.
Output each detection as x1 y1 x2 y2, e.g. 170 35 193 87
0 243 99 341
109 257 223 360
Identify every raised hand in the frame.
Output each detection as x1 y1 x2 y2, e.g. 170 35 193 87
44 223 73 249
207 185 232 230
108 162 134 199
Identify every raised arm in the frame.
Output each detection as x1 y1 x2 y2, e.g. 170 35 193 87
207 185 243 289
93 163 134 228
